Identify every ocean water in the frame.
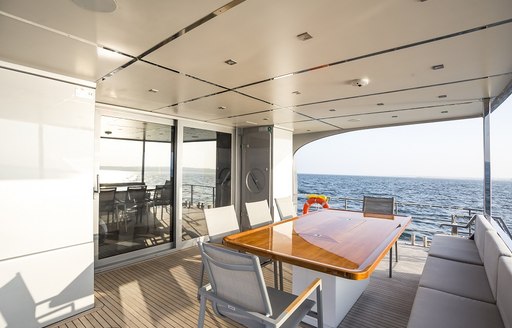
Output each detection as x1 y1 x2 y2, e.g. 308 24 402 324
298 174 512 239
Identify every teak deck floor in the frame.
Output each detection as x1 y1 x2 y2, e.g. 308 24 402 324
48 244 427 328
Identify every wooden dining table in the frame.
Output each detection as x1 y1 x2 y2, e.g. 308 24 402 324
223 208 411 328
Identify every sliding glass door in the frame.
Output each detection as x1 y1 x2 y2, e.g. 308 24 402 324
97 116 174 260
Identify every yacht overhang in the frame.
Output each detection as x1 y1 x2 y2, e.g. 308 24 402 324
1 0 511 135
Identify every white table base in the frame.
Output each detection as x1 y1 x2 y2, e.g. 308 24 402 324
292 265 370 328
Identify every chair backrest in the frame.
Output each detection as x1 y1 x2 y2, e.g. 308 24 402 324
245 200 273 229
204 205 240 243
126 185 147 205
154 184 173 206
198 242 272 316
99 188 116 212
274 197 296 220
363 196 395 216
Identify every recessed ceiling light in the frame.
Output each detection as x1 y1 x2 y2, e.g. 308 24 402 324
377 103 384 106
245 121 258 125
351 78 370 87
432 64 445 70
329 109 336 112
441 110 448 114
148 88 159 93
296 32 313 41
438 95 447 98
218 106 227 110
348 118 361 122
224 59 237 65
292 91 301 95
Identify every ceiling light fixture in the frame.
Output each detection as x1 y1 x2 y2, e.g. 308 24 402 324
224 59 237 65
392 115 398 118
351 78 370 87
438 95 447 98
71 0 117 12
292 91 301 95
218 106 227 110
377 103 384 106
296 32 313 41
441 110 448 114
148 88 159 93
348 118 361 122
432 64 445 70
329 109 336 112
245 121 258 125
105 130 112 135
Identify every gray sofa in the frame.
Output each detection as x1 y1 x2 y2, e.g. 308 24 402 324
408 215 512 328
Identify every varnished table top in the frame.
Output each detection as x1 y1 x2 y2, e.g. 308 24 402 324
223 209 411 279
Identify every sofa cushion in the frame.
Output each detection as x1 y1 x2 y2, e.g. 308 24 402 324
484 231 512 300
419 256 494 303
475 215 495 260
407 287 504 328
497 256 512 328
429 234 482 265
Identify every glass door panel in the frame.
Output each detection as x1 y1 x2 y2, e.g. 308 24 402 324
98 116 174 259
181 127 232 241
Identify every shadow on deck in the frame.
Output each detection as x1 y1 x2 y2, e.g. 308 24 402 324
48 244 427 328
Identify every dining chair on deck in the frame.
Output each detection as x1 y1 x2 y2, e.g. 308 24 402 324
199 205 241 291
125 185 148 224
152 184 173 224
99 187 117 226
197 241 323 328
274 197 296 220
363 195 398 278
245 200 282 290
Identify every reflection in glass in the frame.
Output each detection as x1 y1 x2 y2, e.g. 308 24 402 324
182 128 232 241
98 116 174 259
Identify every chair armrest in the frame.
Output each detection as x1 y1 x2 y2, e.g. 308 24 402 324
274 278 322 325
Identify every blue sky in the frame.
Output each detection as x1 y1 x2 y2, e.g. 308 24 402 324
295 96 512 180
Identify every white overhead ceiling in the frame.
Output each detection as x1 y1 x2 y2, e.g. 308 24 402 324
1 0 511 135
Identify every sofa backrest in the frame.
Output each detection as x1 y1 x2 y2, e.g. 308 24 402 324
484 230 512 300
476 215 495 260
497 256 512 327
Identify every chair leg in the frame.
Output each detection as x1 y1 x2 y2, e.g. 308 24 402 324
279 261 283 290
198 262 205 300
389 247 393 278
273 261 278 289
316 284 323 328
197 294 207 328
395 240 398 262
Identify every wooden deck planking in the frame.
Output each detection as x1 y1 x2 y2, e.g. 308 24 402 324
48 244 427 328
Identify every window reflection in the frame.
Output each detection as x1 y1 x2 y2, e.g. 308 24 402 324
182 128 231 241
98 117 174 259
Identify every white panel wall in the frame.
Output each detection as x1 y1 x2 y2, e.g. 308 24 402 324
272 127 294 219
0 62 95 327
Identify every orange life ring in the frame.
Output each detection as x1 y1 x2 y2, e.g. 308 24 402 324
302 194 329 214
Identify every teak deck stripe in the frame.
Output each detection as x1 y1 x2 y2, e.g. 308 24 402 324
48 244 427 328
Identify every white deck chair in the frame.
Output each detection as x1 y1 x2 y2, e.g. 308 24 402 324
197 241 323 328
245 200 282 289
274 197 296 220
198 205 241 290
363 195 397 278
245 200 274 229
